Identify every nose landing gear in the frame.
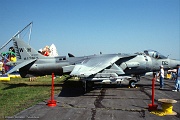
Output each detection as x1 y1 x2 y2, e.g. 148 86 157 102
129 75 140 88
129 80 137 88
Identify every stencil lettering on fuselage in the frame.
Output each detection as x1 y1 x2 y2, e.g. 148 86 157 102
162 61 168 65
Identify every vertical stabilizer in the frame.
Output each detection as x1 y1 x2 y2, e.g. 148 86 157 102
49 44 58 57
12 37 45 61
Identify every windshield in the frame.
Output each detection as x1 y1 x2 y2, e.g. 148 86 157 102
144 50 167 59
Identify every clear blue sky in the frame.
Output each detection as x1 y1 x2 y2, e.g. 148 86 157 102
0 0 179 59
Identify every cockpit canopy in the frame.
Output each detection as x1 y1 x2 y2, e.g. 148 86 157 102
144 50 167 59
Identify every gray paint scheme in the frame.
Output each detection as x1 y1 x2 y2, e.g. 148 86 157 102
6 37 180 85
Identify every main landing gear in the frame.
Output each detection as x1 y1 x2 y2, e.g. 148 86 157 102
128 75 140 88
83 80 94 93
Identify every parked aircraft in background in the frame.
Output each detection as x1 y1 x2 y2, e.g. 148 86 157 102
5 37 180 90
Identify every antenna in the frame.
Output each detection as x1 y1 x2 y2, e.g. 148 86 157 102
167 54 171 58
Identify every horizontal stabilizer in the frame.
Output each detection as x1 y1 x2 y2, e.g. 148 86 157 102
6 59 37 74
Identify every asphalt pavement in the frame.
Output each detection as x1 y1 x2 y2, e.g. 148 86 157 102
7 76 180 120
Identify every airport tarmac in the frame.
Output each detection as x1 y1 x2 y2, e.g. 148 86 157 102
9 76 180 120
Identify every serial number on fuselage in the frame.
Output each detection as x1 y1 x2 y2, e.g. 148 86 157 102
24 57 38 60
31 54 39 56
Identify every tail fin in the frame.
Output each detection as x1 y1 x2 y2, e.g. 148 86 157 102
49 44 58 57
12 37 45 61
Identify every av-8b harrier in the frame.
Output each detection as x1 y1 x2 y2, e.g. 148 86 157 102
5 37 180 89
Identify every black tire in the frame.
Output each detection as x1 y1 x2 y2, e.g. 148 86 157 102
129 80 137 88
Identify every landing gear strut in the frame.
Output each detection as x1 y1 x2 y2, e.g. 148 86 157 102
83 80 94 92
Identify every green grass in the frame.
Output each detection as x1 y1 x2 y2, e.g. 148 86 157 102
0 75 67 118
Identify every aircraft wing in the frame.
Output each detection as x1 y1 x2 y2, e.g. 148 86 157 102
70 54 128 77
6 59 37 74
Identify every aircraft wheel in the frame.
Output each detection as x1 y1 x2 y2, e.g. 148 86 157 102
129 80 136 88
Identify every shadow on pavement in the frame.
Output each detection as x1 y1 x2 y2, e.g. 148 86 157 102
58 80 138 97
58 80 85 97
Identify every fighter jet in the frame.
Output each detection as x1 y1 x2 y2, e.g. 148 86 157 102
5 37 180 90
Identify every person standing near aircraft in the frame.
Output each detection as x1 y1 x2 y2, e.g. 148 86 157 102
158 65 164 89
169 64 180 92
